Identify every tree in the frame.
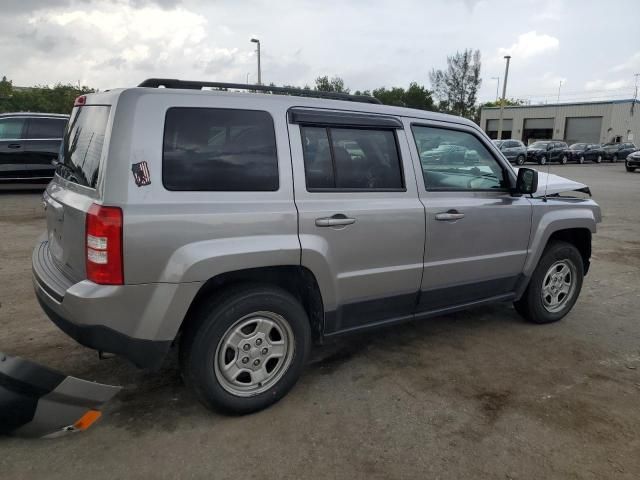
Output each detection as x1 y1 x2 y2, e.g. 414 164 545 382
314 75 349 93
370 82 435 110
0 78 95 114
429 49 482 119
480 98 527 108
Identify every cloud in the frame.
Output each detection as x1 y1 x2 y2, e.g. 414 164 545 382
611 51 640 73
498 31 559 59
584 79 630 91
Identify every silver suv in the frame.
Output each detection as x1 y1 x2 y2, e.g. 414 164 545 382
33 79 601 414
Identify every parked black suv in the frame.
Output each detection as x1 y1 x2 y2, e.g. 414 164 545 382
601 142 637 163
566 143 604 164
0 113 68 186
526 140 569 165
493 139 527 165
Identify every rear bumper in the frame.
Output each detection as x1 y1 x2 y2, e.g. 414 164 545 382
32 238 202 369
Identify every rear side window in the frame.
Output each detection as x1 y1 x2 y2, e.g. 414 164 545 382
57 106 110 188
0 117 26 139
163 108 278 191
300 126 403 190
27 118 67 139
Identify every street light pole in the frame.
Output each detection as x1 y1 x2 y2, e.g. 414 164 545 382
557 80 563 103
491 77 500 103
497 55 511 140
250 38 261 85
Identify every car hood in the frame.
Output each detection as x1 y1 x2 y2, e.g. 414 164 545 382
515 168 591 197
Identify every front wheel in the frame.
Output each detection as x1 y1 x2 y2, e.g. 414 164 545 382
626 164 636 172
578 156 585 164
612 155 618 163
595 155 602 164
514 241 584 324
560 154 568 165
180 285 311 414
516 155 525 166
539 156 547 165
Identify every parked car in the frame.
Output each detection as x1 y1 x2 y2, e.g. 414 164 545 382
625 150 640 172
526 140 569 165
566 143 604 164
601 142 637 162
32 79 601 415
0 113 69 187
493 139 527 165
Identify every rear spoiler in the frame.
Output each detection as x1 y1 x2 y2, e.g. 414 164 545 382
0 352 120 438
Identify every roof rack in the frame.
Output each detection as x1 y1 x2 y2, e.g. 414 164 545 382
137 78 382 105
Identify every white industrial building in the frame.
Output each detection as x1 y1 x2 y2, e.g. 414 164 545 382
479 99 639 145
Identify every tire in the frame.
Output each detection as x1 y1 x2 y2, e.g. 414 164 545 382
578 156 585 164
516 155 525 166
612 155 618 163
539 156 547 166
180 284 311 414
514 241 584 324
560 154 568 165
595 155 602 164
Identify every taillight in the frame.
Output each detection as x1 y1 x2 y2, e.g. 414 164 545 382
85 203 123 285
74 95 87 106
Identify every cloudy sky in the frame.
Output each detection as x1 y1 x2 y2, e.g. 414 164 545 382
2 0 639 104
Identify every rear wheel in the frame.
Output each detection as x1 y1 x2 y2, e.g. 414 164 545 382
514 241 584 324
560 154 568 165
180 285 311 414
516 155 525 166
612 154 618 163
595 155 602 164
539 156 547 165
578 155 585 164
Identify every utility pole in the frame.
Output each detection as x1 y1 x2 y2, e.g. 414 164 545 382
497 55 511 140
491 76 500 103
557 80 563 103
250 38 261 85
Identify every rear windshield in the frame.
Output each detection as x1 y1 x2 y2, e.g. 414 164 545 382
56 105 110 188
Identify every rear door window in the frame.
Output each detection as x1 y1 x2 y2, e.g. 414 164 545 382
300 126 404 190
163 108 278 191
57 106 110 188
0 117 26 139
27 118 67 139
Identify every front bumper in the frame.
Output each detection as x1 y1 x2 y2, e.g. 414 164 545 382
0 352 119 437
32 239 201 370
626 157 640 167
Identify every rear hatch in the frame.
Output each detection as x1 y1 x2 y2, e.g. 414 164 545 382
44 100 111 282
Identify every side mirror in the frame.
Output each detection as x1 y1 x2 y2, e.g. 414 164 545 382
515 168 538 195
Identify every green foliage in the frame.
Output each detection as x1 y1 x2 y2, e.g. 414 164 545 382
0 77 95 114
371 82 435 110
480 98 527 108
429 49 482 119
314 75 349 93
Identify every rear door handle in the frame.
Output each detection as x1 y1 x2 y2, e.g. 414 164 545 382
435 210 465 221
8 143 21 149
315 215 356 227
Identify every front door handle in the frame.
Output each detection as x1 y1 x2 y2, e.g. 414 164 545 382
8 143 21 149
315 215 356 227
435 210 465 221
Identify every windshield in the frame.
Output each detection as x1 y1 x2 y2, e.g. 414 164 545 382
529 142 549 149
570 143 586 149
56 105 110 188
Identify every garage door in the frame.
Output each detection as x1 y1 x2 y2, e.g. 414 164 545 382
523 118 554 144
564 117 602 144
485 119 513 139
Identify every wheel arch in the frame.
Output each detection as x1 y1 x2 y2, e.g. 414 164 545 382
179 266 326 343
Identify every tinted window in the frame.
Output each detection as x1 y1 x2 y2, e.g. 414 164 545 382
57 106 110 188
301 126 403 190
411 125 506 191
27 118 67 139
163 108 278 191
0 117 26 140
